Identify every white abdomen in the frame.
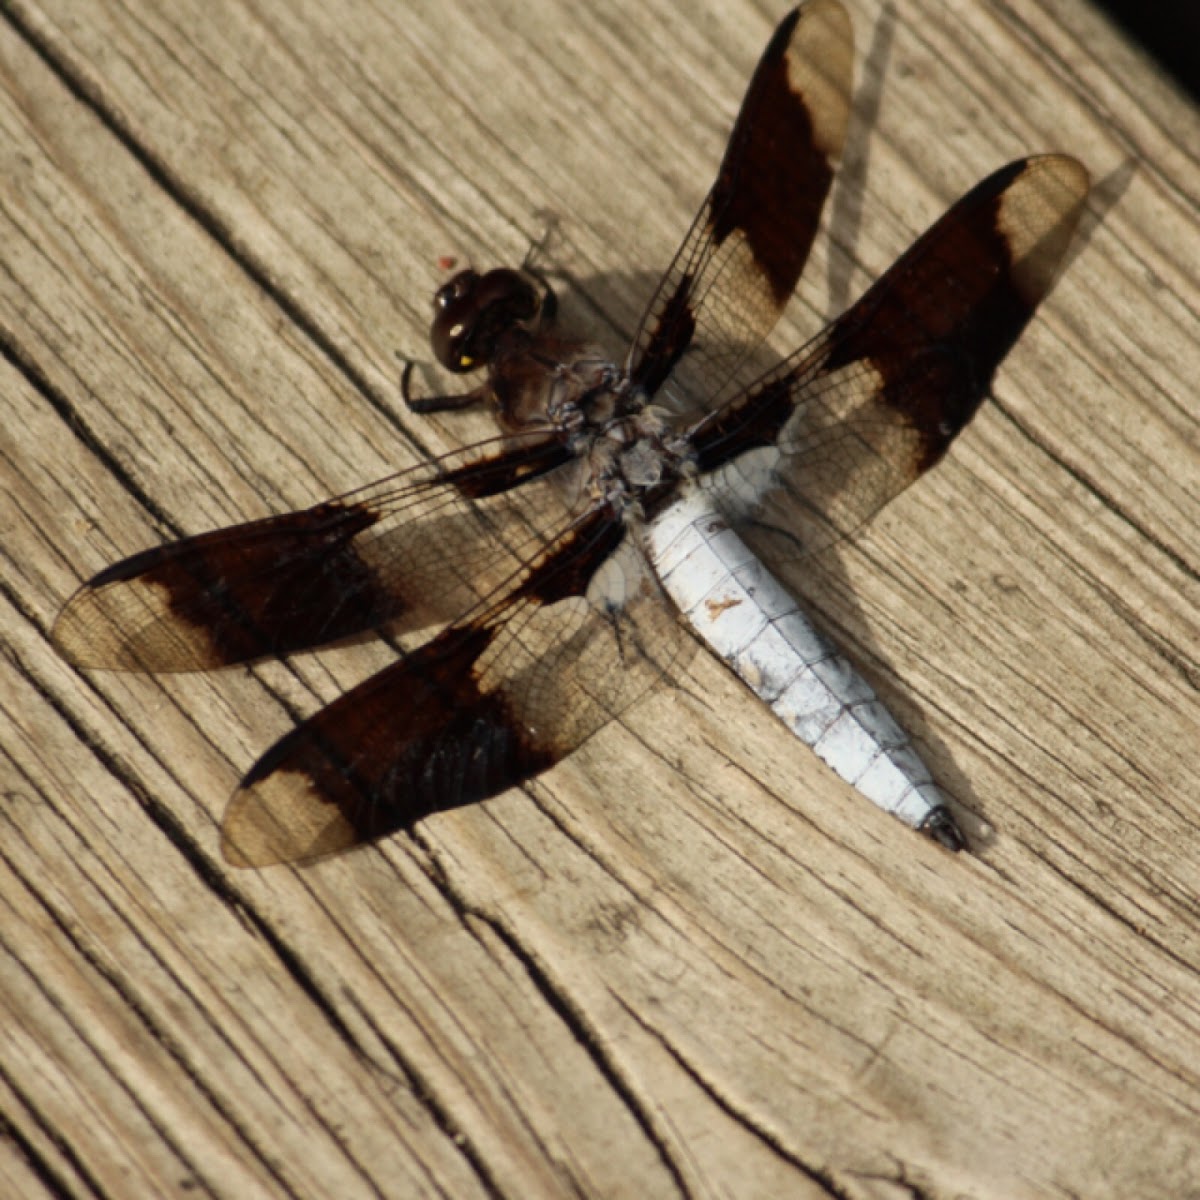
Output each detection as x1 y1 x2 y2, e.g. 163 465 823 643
647 489 959 845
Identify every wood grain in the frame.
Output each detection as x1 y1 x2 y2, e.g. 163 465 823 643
1 0 1198 1196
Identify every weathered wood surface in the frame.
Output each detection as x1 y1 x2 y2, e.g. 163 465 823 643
1 0 1197 1195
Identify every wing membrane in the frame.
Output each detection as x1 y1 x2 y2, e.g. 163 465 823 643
687 155 1089 553
629 0 853 409
52 431 574 671
221 516 687 866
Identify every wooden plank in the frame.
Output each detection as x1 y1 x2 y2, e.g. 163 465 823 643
1 0 1197 1196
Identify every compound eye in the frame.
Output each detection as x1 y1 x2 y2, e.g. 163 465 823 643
453 335 474 371
433 269 478 312
431 310 473 373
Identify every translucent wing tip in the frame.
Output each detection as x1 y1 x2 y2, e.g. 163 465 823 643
1002 154 1091 305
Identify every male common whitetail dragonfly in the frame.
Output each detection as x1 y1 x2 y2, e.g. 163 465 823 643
53 1 1088 866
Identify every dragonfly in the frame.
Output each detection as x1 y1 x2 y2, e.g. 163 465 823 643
53 1 1088 865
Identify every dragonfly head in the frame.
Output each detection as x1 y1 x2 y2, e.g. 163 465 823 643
430 268 543 373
